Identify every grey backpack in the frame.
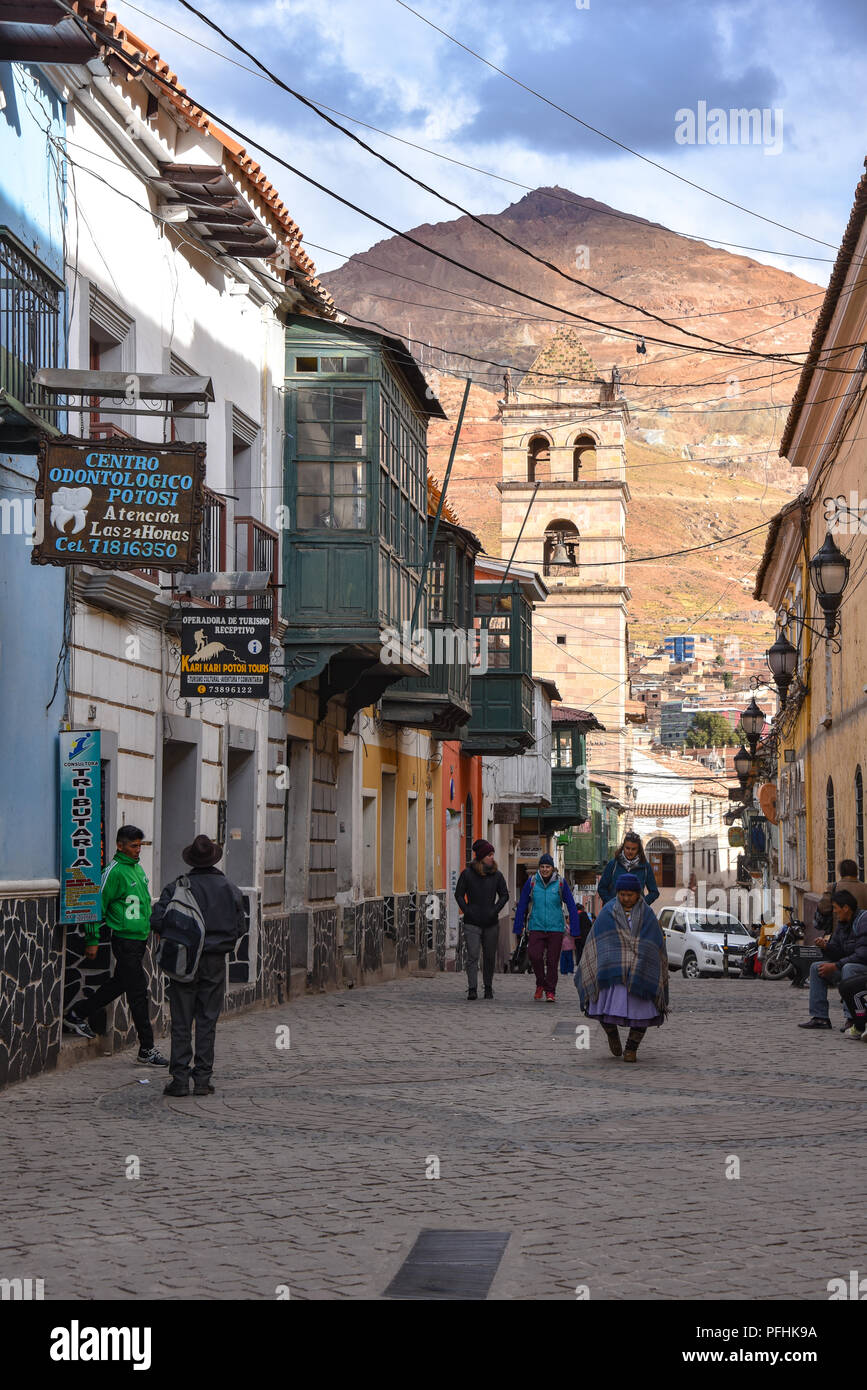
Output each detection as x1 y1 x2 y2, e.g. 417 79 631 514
155 875 206 982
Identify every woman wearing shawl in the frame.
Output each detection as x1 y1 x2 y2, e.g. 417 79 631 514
576 873 668 1063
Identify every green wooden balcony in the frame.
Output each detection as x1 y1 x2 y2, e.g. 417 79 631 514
462 579 535 754
282 317 445 720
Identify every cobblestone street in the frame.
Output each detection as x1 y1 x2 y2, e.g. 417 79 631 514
1 970 864 1302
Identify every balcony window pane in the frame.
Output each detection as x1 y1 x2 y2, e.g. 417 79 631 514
296 496 330 528
331 495 367 528
333 462 365 492
296 462 330 493
320 356 344 373
295 356 318 372
486 616 510 668
333 423 365 453
296 388 331 421
333 388 366 420
345 356 370 373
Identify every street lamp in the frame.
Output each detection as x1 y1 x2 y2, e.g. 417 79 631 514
766 632 797 706
739 696 766 752
733 744 753 785
808 532 850 636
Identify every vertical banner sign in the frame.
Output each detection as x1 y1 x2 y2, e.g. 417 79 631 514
59 731 102 925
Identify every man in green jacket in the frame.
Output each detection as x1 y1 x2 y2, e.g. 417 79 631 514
63 825 168 1066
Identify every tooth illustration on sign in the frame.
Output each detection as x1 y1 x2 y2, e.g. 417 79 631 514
50 485 92 534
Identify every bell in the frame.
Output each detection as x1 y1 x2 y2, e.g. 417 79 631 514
549 543 572 566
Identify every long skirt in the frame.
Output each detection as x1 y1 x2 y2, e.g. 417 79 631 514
587 983 664 1028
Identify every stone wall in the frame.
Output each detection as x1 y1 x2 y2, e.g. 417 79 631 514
0 894 63 1087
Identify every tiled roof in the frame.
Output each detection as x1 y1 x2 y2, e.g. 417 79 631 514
69 1 333 309
552 704 605 731
634 804 690 818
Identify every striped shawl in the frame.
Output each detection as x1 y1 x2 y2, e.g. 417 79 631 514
576 896 669 1015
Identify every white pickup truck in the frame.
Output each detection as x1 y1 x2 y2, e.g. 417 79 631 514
657 907 752 978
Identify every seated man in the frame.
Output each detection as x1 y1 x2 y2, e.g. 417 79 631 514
798 890 867 1031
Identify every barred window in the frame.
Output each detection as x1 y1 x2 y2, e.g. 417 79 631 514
826 777 836 885
856 766 864 880
0 229 63 420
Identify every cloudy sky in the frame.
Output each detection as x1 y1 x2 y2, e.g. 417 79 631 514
108 0 867 288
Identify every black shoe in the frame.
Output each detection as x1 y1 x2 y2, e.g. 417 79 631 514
467 988 478 1000
63 1011 95 1040
483 988 494 999
163 1081 189 1097
798 1017 832 1030
193 1083 215 1095
137 1047 169 1066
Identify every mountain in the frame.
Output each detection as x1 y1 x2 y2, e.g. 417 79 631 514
320 187 820 644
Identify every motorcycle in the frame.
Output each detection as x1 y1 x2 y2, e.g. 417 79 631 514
761 907 806 980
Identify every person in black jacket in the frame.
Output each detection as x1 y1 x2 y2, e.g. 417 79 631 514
798 890 867 1031
454 839 509 1000
151 834 245 1096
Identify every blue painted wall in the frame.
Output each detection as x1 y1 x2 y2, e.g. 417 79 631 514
0 62 67 882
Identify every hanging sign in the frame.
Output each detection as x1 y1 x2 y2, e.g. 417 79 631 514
59 730 102 924
180 610 270 698
728 827 745 847
31 436 206 570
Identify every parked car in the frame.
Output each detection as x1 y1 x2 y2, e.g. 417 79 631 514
657 907 752 978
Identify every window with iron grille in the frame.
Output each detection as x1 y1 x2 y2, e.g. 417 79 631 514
856 765 864 880
826 777 836 884
0 229 63 420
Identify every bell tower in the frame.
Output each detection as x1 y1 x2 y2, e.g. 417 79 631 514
499 328 631 798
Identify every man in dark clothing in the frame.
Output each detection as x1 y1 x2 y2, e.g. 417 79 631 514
798 890 867 1031
454 839 509 1000
151 835 245 1096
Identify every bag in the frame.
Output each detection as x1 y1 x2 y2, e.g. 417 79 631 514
509 927 530 973
155 875 206 982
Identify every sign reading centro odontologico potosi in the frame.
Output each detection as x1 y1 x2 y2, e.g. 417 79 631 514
30 436 206 570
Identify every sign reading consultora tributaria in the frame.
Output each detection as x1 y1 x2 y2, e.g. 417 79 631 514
30 436 206 570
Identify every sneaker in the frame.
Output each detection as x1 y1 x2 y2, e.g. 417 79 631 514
193 1083 215 1096
534 986 544 1001
467 988 478 1001
137 1047 169 1066
862 1030 867 1044
545 992 556 1003
797 1017 832 1030
483 988 494 999
844 1025 864 1040
63 1011 95 1040
163 1080 189 1097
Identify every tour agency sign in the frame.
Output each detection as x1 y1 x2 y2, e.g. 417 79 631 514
180 611 271 699
31 436 206 570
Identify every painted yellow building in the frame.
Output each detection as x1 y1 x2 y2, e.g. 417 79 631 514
754 163 867 917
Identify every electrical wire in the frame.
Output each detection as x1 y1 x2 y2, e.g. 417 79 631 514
111 0 842 266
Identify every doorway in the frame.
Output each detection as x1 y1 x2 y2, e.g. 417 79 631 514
160 739 198 885
226 745 256 888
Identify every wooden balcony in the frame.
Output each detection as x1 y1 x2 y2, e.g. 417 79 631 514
234 515 278 621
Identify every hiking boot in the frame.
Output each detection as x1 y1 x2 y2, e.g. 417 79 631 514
163 1080 189 1097
467 988 478 1001
798 1018 831 1030
137 1047 169 1066
193 1083 215 1096
604 1029 623 1057
623 1048 639 1063
483 988 494 999
63 1010 95 1040
534 986 544 1001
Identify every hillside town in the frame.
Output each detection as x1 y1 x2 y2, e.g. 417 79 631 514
0 0 865 1328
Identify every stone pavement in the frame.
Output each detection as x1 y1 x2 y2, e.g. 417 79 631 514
1 968 865 1301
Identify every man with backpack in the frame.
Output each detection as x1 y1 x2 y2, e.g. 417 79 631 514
63 825 168 1067
151 834 245 1097
513 853 582 1001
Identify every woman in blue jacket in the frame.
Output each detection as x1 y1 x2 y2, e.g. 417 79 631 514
513 853 581 1001
597 831 659 906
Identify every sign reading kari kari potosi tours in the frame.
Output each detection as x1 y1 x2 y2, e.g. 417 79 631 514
180 611 271 699
59 730 102 925
31 437 206 570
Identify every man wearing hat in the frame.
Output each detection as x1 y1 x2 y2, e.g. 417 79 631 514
513 853 582 1001
150 834 246 1096
454 840 510 1000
